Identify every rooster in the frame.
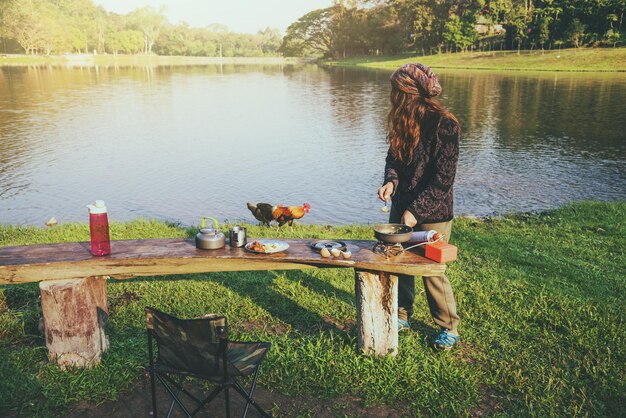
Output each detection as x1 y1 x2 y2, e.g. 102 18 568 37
246 202 311 228
247 202 275 226
273 203 311 228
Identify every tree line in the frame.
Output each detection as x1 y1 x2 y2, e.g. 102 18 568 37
0 0 282 57
280 0 625 58
1 0 623 59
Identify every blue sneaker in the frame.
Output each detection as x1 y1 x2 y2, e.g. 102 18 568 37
398 318 410 332
433 329 460 350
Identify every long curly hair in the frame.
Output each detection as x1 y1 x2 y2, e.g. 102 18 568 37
387 87 459 164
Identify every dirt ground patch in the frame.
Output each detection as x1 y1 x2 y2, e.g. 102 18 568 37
67 374 410 418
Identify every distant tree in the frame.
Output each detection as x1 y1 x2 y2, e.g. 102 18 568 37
505 14 530 50
127 6 167 54
2 0 49 54
39 7 68 54
50 0 105 53
444 14 478 51
605 27 621 46
107 29 144 54
257 27 282 54
528 3 560 50
391 0 445 53
64 26 86 52
0 1 8 40
365 4 405 55
605 12 622 46
93 13 109 53
280 7 336 57
567 18 587 47
155 23 190 56
333 2 369 57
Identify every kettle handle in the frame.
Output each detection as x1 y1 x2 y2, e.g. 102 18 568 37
201 217 219 229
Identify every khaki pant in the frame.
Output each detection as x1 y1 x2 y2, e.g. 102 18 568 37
390 207 460 334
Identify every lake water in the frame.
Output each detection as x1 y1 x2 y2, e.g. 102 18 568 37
1 64 625 226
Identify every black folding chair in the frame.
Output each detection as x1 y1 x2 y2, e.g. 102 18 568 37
145 307 272 417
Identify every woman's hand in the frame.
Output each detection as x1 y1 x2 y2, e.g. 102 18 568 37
401 210 417 227
378 182 394 202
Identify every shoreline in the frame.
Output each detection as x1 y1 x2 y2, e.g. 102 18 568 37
4 49 626 72
0 54 312 68
0 199 626 243
1 199 624 230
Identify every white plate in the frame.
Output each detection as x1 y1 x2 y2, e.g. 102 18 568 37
245 239 289 254
309 240 347 252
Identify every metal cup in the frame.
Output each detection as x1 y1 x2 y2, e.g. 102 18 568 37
229 226 247 247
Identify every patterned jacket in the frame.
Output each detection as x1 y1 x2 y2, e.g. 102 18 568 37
383 116 461 224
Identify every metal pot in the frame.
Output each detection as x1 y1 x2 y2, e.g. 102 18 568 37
196 228 225 250
195 216 225 250
373 223 413 244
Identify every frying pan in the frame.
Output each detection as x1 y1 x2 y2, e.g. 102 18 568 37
373 223 413 244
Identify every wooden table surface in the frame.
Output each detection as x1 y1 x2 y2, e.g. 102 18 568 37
0 238 445 285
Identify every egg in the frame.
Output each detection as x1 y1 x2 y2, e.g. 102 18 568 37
320 247 331 258
331 248 341 257
341 250 352 259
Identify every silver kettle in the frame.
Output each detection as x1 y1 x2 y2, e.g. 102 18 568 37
195 217 225 250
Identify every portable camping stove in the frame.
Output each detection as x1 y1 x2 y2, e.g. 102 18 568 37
372 241 405 258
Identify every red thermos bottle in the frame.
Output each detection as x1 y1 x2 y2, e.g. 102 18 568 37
87 200 111 256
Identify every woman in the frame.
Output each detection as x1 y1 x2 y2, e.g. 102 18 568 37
377 63 461 350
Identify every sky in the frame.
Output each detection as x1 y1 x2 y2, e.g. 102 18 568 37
94 0 335 34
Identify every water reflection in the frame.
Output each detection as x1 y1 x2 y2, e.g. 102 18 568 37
428 69 626 215
0 65 624 226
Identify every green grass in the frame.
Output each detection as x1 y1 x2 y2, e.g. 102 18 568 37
5 49 625 71
325 48 626 72
1 201 624 417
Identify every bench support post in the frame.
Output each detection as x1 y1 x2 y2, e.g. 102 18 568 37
39 276 109 369
354 269 398 357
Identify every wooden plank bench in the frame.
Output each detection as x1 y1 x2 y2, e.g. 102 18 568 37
0 238 445 366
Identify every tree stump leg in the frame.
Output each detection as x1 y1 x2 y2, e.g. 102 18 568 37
354 269 398 357
39 276 109 369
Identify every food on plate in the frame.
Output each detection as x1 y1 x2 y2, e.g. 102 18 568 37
320 247 331 258
248 241 266 252
248 240 281 253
